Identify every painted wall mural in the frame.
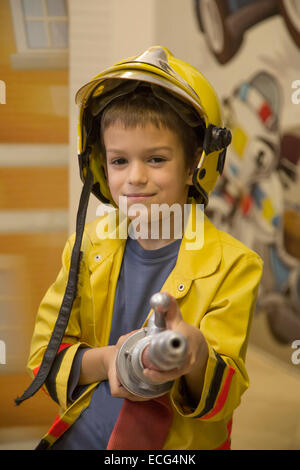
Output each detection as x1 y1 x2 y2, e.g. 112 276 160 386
193 0 300 350
194 0 300 64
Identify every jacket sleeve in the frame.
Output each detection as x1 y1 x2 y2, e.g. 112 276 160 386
26 233 91 410
170 252 263 422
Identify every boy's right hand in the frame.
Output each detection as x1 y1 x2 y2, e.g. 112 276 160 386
105 331 152 402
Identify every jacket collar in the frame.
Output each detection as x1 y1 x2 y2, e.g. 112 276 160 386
85 199 222 281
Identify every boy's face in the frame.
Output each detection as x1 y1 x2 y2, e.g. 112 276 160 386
103 122 194 220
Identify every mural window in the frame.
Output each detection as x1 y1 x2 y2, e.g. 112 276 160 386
9 0 68 69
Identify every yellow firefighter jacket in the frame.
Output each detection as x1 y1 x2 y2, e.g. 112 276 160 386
27 201 263 449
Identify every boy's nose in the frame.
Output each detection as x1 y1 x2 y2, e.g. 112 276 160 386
128 161 148 186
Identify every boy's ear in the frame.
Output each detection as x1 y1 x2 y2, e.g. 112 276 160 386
187 147 202 185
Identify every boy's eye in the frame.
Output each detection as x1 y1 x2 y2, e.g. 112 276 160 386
110 158 127 165
109 156 166 165
149 156 166 163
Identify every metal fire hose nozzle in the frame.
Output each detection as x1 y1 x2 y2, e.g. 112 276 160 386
116 292 188 398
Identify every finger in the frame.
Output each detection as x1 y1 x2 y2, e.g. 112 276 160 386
160 291 183 327
112 383 151 402
116 329 140 348
109 372 132 399
142 367 181 384
142 350 192 383
141 345 161 371
109 363 151 401
123 392 153 402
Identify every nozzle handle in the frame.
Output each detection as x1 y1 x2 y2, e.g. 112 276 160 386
149 292 170 329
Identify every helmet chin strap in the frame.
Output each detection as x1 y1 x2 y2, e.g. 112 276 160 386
15 165 94 406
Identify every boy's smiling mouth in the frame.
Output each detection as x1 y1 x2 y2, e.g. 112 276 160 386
124 193 156 200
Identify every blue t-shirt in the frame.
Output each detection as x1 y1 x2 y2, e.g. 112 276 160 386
51 236 181 450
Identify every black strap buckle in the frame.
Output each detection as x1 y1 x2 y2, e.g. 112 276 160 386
203 124 232 155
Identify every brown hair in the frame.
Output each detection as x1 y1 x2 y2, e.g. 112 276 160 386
99 87 203 170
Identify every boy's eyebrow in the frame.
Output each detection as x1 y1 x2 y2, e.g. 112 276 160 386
106 146 173 154
146 146 173 153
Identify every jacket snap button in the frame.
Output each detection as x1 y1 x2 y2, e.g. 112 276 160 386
178 283 185 292
94 254 101 261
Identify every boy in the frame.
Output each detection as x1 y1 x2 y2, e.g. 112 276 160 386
16 46 263 450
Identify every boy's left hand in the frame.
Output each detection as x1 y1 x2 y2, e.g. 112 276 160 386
143 292 208 399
